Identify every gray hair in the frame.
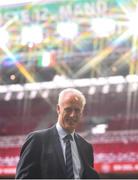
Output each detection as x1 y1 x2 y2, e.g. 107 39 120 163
58 88 86 107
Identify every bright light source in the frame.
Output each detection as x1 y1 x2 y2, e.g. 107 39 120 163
91 17 116 37
88 87 96 95
130 83 138 92
116 84 124 93
41 90 49 99
10 74 16 81
21 25 43 45
91 124 108 134
90 78 98 85
8 84 24 92
24 83 40 91
127 8 138 37
126 74 138 83
21 27 29 45
31 25 43 43
29 90 37 99
0 86 8 93
102 85 109 94
108 76 125 84
97 77 107 85
41 52 51 67
53 75 67 82
0 28 9 45
17 91 24 100
4 92 12 101
74 79 92 87
57 21 78 39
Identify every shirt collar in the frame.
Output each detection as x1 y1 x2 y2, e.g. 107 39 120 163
56 121 75 140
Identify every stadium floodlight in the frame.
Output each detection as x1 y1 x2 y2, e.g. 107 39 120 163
88 86 96 95
16 91 24 100
0 28 9 46
4 92 12 101
91 124 108 134
126 7 138 37
21 25 43 45
56 21 78 39
41 51 51 67
130 83 138 92
29 90 37 99
116 84 124 93
91 17 116 38
41 90 49 99
102 85 110 94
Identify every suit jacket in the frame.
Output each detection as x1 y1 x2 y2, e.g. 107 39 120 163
16 125 99 179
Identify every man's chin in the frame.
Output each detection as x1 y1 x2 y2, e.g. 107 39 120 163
67 124 77 132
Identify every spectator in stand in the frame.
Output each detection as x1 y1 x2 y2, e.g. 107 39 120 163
16 88 99 179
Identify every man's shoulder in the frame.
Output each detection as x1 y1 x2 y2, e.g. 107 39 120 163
26 125 56 140
20 125 57 152
75 133 91 146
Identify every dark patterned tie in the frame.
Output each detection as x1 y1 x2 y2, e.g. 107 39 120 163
64 134 74 179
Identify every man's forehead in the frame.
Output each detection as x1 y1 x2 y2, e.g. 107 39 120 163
65 93 80 100
62 94 82 105
74 96 80 102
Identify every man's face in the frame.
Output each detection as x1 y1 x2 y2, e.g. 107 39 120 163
57 94 83 133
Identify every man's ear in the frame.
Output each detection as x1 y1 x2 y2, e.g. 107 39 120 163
56 104 60 114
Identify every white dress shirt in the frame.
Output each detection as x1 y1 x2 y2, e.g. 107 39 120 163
56 122 83 179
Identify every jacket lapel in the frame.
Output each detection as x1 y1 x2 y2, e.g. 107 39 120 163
74 133 91 175
74 133 86 165
52 126 66 175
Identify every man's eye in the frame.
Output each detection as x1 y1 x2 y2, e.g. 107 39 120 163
75 109 80 113
65 108 80 113
65 108 71 112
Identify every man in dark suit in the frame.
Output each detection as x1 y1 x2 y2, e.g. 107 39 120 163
16 88 99 179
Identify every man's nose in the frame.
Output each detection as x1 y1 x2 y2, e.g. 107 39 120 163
70 110 76 117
